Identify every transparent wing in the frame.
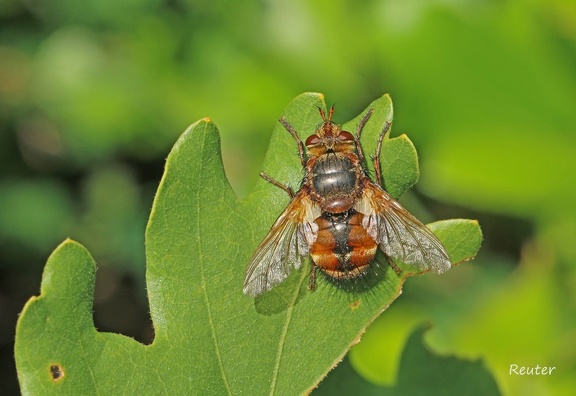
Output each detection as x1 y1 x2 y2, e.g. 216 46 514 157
243 191 320 296
356 182 451 273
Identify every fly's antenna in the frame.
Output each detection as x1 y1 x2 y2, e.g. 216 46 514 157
317 105 335 122
317 106 327 121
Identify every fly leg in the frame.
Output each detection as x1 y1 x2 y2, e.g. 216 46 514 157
260 172 295 198
385 255 403 276
308 265 318 291
279 117 307 167
373 121 392 187
353 109 374 164
354 108 374 140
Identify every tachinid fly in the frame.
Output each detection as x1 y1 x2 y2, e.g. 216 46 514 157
243 105 450 296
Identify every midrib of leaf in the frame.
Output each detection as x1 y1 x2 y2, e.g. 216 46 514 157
269 265 309 395
196 122 232 395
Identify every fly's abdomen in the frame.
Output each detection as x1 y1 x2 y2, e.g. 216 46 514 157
309 211 377 279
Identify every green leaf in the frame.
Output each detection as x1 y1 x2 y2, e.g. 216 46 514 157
428 219 483 265
314 324 501 396
15 93 482 394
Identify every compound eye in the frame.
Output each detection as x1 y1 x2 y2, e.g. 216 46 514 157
305 135 321 146
337 131 354 141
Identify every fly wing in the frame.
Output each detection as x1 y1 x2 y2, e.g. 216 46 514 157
355 182 451 273
243 190 320 296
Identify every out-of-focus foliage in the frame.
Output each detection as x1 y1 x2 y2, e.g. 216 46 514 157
2 0 575 394
317 325 501 396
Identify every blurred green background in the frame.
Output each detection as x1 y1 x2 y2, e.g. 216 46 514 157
1 0 575 394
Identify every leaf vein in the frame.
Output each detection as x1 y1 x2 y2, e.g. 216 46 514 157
269 267 308 395
196 123 233 395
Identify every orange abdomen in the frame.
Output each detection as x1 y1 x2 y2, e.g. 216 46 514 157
309 211 378 279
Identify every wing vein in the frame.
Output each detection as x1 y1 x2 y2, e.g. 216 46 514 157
360 182 450 273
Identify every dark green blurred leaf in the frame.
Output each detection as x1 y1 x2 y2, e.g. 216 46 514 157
0 180 74 251
395 325 501 396
75 164 146 274
315 324 501 396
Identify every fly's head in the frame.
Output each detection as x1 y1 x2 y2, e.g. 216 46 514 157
305 106 357 158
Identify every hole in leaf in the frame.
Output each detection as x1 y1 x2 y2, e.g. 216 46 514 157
49 364 64 382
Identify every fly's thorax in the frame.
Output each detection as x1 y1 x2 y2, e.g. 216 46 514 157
307 152 363 213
